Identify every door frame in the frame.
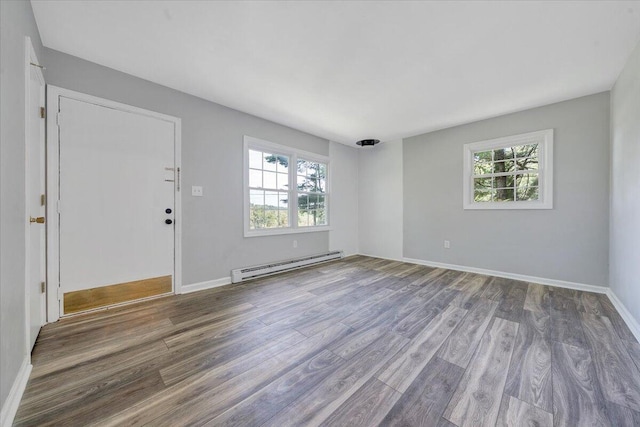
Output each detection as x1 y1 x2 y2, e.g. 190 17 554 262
24 37 45 350
46 85 183 322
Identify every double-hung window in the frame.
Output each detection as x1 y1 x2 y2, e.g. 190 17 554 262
463 129 553 209
244 136 329 236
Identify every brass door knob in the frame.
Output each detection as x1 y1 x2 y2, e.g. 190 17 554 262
30 216 45 224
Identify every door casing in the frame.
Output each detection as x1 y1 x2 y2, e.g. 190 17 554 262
46 85 182 322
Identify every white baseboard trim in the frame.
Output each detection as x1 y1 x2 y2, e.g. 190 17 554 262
340 251 360 259
180 277 231 294
606 289 640 342
0 357 31 427
359 253 406 263
401 257 609 294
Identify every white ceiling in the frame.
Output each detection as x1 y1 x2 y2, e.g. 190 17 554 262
32 1 640 145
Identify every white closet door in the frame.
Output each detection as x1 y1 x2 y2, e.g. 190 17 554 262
27 53 46 349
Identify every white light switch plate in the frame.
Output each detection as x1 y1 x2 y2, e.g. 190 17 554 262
192 186 203 197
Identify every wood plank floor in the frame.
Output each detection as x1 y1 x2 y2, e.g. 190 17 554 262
14 256 640 426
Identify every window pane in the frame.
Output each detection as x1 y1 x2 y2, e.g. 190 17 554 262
493 148 512 161
277 172 288 190
263 153 277 171
515 173 539 188
264 210 278 228
278 193 289 210
516 158 538 171
474 189 491 202
249 169 262 188
277 209 289 227
502 147 515 159
317 194 325 209
316 209 327 225
493 188 515 202
493 176 511 189
515 144 538 158
264 153 289 173
474 151 492 162
249 150 263 169
277 157 289 174
265 191 278 208
250 189 264 207
263 171 277 189
517 187 539 201
298 175 314 191
474 162 492 175
309 177 318 192
298 210 309 227
298 193 308 211
250 205 265 229
492 160 515 173
272 191 288 227
317 179 326 193
317 164 327 180
297 159 307 175
307 194 318 209
474 177 492 190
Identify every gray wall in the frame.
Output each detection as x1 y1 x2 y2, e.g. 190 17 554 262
41 48 330 286
0 0 44 410
610 40 640 325
329 141 359 257
358 140 404 260
403 93 610 286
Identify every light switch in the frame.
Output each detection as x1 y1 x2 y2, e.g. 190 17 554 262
192 186 203 197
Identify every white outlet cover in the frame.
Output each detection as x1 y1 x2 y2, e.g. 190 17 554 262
192 186 203 196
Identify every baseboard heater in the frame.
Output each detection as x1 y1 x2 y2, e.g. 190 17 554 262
231 251 343 283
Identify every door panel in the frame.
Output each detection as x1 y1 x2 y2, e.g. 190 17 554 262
58 97 175 312
27 59 45 349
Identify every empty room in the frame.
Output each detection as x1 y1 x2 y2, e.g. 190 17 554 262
2 1 640 426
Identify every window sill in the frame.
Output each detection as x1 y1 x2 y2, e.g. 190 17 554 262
244 225 332 238
463 201 552 210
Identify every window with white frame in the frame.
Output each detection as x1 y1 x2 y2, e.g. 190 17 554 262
463 129 553 209
244 136 329 236
296 159 327 227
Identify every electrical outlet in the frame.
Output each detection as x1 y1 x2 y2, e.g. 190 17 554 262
293 240 298 248
191 186 203 197
444 240 451 249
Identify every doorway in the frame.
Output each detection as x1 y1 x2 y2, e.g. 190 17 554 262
46 86 182 320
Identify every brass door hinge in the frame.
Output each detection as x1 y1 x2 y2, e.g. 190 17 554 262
41 194 45 206
41 282 46 293
40 107 46 119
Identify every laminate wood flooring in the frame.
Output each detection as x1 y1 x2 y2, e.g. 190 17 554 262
14 256 640 426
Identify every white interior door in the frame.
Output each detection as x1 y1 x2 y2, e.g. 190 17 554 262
26 39 46 350
57 96 176 312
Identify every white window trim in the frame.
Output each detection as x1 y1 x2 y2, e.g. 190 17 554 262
244 135 331 237
462 129 554 210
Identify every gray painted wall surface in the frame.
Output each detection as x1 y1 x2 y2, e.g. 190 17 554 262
404 93 610 286
0 0 44 408
610 40 640 325
358 140 404 260
329 141 359 256
41 48 330 286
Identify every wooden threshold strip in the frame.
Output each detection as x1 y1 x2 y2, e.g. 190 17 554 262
64 275 172 314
